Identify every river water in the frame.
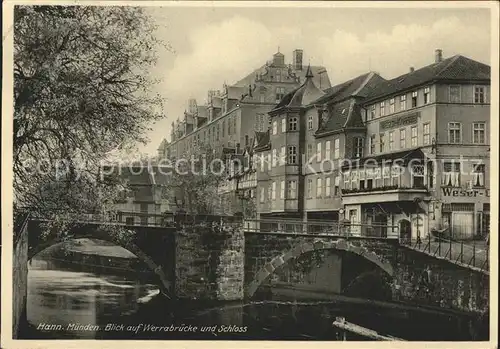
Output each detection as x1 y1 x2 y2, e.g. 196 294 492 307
23 254 488 341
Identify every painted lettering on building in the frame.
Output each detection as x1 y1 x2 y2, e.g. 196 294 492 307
380 113 419 131
441 187 490 198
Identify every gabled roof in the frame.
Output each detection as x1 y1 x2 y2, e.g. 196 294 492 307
234 63 331 91
363 55 490 102
271 65 325 112
316 99 354 135
313 72 387 135
315 72 386 105
197 105 209 119
226 86 247 100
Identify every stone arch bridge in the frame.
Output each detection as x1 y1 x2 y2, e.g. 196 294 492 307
16 216 489 318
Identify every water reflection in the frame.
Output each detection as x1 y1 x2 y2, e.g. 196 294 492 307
27 257 159 339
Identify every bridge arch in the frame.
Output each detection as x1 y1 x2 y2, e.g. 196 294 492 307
28 231 172 298
246 238 394 298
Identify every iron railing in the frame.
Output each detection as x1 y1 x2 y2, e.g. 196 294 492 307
243 219 399 239
400 234 489 272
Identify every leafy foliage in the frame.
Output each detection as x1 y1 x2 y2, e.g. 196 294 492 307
163 141 233 215
13 6 165 242
14 6 164 212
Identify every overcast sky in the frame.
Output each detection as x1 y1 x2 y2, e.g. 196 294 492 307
140 5 492 155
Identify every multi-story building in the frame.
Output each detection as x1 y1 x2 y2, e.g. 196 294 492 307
104 164 171 226
254 49 490 240
159 49 331 215
159 49 331 161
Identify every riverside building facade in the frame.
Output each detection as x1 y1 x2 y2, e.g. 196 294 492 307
254 49 490 241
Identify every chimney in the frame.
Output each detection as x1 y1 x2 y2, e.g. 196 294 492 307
409 67 415 73
293 49 303 70
435 49 443 63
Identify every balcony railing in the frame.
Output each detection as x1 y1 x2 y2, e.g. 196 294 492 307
341 184 428 195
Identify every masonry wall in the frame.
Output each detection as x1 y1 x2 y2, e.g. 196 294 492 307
12 222 29 338
244 234 489 314
175 224 244 300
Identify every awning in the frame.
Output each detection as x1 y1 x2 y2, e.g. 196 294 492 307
363 201 425 215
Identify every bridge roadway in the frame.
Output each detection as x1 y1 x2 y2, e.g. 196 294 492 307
18 212 490 316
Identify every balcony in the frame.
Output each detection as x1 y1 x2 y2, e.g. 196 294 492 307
341 184 429 205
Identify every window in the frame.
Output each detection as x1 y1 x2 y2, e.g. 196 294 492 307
389 98 395 114
448 122 462 144
276 69 282 82
351 170 358 189
260 154 265 172
272 149 277 167
308 115 313 130
325 177 331 197
411 162 425 188
472 164 485 188
316 142 322 162
126 217 135 225
316 178 322 197
268 153 272 171
400 129 406 149
289 116 298 131
280 180 285 199
369 135 375 154
268 184 272 201
272 181 276 200
216 125 220 141
260 187 265 202
288 146 297 164
391 165 400 186
400 95 407 111
473 122 486 144
334 176 340 196
325 141 331 160
276 87 286 103
359 170 365 189
222 120 225 137
382 166 390 186
379 133 385 152
411 91 418 108
354 137 364 158
449 85 461 103
369 105 376 120
334 138 340 159
288 180 297 199
474 86 485 104
307 178 313 198
411 126 418 147
307 144 313 161
280 146 286 165
343 171 350 190
260 93 265 103
423 123 430 145
388 131 394 151
423 87 430 104
443 162 461 187
281 118 286 133
380 101 386 116
272 121 277 135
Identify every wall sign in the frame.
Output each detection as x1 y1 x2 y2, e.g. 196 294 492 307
380 112 419 131
441 187 490 198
